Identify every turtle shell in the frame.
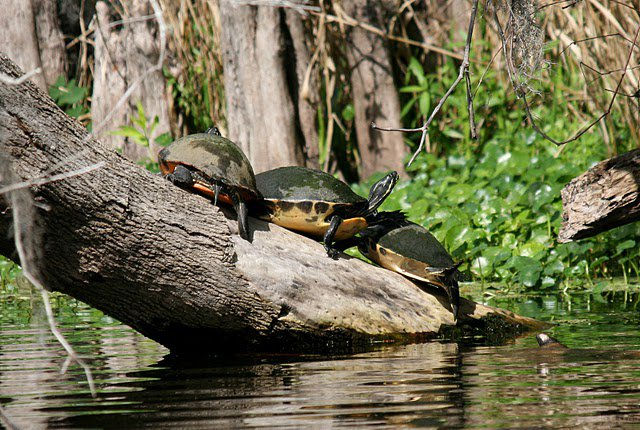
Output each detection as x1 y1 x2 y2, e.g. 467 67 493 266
360 220 460 319
256 166 366 204
255 166 369 239
360 222 457 287
159 133 259 201
377 223 454 269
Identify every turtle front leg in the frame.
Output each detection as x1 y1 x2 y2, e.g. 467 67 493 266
323 215 344 259
231 191 250 241
166 165 194 188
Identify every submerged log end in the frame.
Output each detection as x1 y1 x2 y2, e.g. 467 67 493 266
558 149 640 243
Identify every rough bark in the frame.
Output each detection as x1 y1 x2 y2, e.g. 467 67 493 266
284 9 320 169
0 54 546 352
0 0 47 89
219 1 320 173
33 0 68 86
91 0 171 161
558 149 640 242
343 0 407 179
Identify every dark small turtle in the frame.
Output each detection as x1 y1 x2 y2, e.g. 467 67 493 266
359 217 462 320
158 128 260 240
254 166 399 257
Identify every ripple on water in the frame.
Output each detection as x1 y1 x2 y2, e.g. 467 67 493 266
1 288 639 428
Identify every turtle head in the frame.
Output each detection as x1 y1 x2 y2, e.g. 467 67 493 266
205 126 222 136
358 211 406 256
365 171 399 215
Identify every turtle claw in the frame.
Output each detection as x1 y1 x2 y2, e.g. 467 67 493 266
325 246 340 259
323 215 344 259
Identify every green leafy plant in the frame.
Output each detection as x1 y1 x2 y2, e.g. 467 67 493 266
0 256 20 290
352 52 639 292
48 75 90 123
111 102 172 172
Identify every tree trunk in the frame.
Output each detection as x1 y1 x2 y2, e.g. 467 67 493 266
0 0 67 89
284 9 320 169
91 0 171 161
0 54 546 352
219 1 319 173
32 0 68 86
558 149 640 242
342 0 407 179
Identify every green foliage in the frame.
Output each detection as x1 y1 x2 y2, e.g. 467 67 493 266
354 56 639 292
0 257 20 290
48 75 90 122
111 101 172 173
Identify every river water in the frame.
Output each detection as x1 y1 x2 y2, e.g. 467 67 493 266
1 282 639 428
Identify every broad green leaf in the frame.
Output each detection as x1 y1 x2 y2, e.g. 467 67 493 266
419 92 431 116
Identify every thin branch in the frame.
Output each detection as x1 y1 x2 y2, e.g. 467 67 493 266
0 67 42 85
372 0 479 166
474 46 504 98
370 124 423 133
559 33 640 57
232 0 321 14
321 6 465 61
463 0 479 140
7 188 97 398
0 162 105 195
494 3 640 146
108 14 158 28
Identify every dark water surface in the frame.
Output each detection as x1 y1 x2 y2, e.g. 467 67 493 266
1 284 639 429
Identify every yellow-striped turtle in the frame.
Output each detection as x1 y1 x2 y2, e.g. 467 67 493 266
254 166 398 257
158 128 260 240
359 218 462 320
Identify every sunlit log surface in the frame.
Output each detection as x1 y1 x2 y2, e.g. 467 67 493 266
0 54 546 352
559 149 640 243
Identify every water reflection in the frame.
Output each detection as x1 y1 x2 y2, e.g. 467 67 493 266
1 288 639 428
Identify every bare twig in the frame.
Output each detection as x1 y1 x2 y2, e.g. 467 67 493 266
0 67 42 85
323 5 465 61
0 162 105 195
372 0 479 166
232 0 321 14
2 171 98 398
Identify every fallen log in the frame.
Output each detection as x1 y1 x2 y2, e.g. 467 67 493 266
559 149 640 243
0 54 546 352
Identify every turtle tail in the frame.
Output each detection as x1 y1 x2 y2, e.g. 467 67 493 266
445 263 462 320
230 190 250 241
426 262 462 321
448 279 460 322
364 171 399 216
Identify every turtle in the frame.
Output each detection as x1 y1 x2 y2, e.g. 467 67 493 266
253 166 399 257
358 216 462 320
158 127 260 240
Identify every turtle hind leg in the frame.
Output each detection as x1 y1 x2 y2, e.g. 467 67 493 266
323 215 344 259
166 165 194 188
231 191 250 241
